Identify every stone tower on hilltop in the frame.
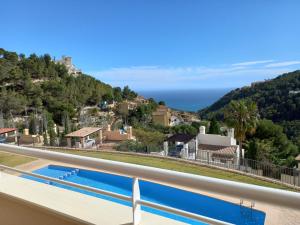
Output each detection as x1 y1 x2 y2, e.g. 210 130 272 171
57 56 81 77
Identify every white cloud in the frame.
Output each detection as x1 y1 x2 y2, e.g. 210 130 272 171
88 63 294 90
265 61 300 68
232 60 274 66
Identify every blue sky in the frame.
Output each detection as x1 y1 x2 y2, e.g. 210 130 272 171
1 0 300 90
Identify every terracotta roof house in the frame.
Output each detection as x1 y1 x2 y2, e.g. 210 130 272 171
118 101 137 115
65 127 102 148
0 128 18 143
197 126 240 164
0 128 17 135
152 105 171 127
163 126 241 164
65 127 102 138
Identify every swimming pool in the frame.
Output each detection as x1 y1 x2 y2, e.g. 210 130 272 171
22 165 265 225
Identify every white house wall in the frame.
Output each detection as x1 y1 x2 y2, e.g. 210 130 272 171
197 134 236 146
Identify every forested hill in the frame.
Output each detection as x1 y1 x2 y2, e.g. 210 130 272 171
0 48 136 122
200 70 300 122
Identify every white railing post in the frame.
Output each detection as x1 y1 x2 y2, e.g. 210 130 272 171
132 177 141 225
163 141 168 156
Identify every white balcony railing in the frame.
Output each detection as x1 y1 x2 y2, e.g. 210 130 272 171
0 143 300 225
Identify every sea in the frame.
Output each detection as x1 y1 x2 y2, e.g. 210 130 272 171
138 89 232 112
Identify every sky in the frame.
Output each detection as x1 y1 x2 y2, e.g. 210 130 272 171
1 0 300 90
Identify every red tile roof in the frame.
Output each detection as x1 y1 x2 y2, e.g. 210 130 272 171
198 144 238 159
212 146 237 158
198 144 226 151
0 128 17 135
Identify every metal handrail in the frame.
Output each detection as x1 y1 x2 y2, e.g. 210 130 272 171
0 144 300 223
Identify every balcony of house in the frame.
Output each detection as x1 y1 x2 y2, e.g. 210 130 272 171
0 143 299 225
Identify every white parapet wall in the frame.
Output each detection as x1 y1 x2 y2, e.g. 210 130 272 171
0 172 183 225
197 133 236 146
197 126 236 146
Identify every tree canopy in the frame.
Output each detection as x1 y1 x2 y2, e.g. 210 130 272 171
224 100 258 162
200 70 300 122
0 48 137 124
199 70 300 145
208 117 220 134
245 119 299 166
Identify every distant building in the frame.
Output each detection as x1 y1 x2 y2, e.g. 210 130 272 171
103 125 134 142
118 102 129 115
57 56 81 76
19 128 44 145
134 95 148 104
118 101 137 115
170 115 182 126
165 133 197 158
152 105 171 126
289 90 300 95
65 127 102 148
0 128 17 143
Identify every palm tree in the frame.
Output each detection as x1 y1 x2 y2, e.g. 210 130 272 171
224 100 258 163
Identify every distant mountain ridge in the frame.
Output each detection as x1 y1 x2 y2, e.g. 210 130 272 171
200 70 300 122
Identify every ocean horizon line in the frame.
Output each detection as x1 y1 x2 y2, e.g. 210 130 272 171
138 89 232 112
136 87 236 92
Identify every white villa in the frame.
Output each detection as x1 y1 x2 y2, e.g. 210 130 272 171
197 126 241 164
164 126 242 164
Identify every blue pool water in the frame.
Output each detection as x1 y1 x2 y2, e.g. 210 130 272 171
22 165 265 225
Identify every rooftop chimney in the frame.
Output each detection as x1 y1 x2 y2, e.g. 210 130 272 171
127 126 133 139
107 124 111 131
227 128 235 138
23 128 29 136
199 126 206 134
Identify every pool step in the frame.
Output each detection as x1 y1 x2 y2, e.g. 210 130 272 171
59 169 79 180
46 169 80 185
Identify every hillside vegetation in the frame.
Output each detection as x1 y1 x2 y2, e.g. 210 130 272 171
200 71 300 121
0 48 136 123
200 70 300 142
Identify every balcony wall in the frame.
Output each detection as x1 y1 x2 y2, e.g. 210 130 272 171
0 171 183 225
0 193 83 225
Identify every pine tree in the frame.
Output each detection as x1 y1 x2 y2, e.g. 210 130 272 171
208 117 220 134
